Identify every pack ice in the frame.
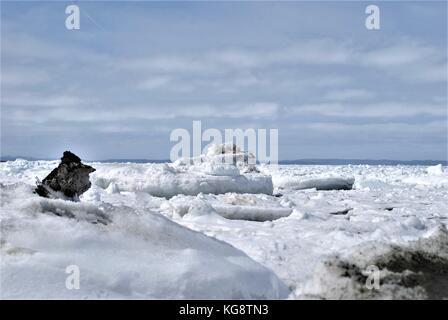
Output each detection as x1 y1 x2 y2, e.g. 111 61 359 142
1 156 447 299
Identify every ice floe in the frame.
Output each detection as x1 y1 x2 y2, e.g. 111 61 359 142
92 162 272 198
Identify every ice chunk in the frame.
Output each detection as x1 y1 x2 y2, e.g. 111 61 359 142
212 204 292 221
106 182 120 194
163 193 292 222
92 163 273 198
273 176 354 191
175 143 258 173
427 164 444 175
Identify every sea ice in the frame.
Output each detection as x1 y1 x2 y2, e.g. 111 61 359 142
1 160 447 299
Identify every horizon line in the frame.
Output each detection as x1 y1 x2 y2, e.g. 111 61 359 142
1 156 447 165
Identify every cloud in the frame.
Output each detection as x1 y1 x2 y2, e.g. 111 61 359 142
402 62 447 83
117 39 446 84
285 102 446 118
2 94 86 109
362 43 437 67
5 102 279 123
1 67 51 87
2 32 107 64
300 120 445 135
1 2 446 160
137 76 172 90
119 39 354 76
323 89 375 101
360 41 446 83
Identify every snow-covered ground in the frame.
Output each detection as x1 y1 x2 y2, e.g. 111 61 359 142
1 159 447 299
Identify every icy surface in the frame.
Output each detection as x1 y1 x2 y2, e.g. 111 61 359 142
92 162 272 198
1 160 447 299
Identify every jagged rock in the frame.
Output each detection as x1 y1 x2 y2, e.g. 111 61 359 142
35 151 95 200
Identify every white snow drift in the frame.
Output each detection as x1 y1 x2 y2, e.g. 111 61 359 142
0 181 288 299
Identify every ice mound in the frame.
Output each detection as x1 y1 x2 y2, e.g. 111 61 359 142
403 164 448 187
274 176 354 191
0 183 288 299
92 148 272 198
271 172 354 191
264 165 355 191
301 226 448 299
175 143 258 173
427 164 444 176
162 193 292 222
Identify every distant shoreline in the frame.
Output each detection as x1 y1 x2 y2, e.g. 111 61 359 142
1 157 446 166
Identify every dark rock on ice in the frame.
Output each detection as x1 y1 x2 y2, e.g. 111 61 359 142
35 151 95 200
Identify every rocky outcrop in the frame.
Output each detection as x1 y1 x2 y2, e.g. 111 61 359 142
35 151 95 200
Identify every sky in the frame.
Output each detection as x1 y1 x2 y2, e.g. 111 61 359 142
1 0 447 161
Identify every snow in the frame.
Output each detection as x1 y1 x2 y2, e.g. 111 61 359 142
0 177 287 299
427 164 444 175
1 160 447 299
162 193 292 222
92 162 272 198
266 165 355 191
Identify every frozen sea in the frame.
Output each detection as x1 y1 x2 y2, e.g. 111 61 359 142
1 158 447 299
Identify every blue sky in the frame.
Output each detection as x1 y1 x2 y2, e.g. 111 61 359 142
1 1 447 160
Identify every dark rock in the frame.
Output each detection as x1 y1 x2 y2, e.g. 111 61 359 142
273 193 283 198
35 151 95 200
61 151 81 163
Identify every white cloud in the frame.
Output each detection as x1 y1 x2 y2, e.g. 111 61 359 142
6 102 279 123
121 39 443 77
1 68 51 87
137 76 171 90
362 43 437 67
300 121 445 135
286 102 446 118
2 94 85 109
323 89 375 101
